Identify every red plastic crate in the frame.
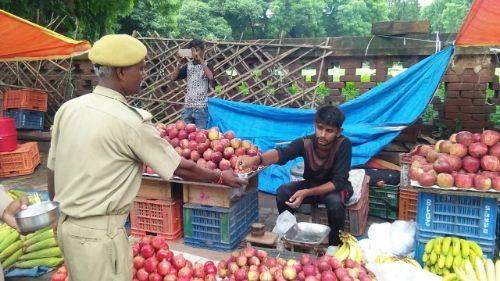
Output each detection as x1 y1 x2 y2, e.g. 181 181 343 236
311 176 370 236
0 142 40 178
3 89 48 112
398 187 418 221
130 198 182 240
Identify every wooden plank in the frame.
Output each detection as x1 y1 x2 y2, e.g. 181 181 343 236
371 21 430 35
245 232 278 246
138 177 183 200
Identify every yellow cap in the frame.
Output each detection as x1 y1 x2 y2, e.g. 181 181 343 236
88 34 147 67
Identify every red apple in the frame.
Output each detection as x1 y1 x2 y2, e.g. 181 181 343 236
197 143 209 154
203 149 213 161
169 138 180 148
168 128 179 139
283 266 297 280
189 140 198 151
190 150 201 162
472 133 482 143
235 148 246 157
439 140 453 154
449 143 468 158
474 174 492 190
454 173 474 189
456 131 474 146
469 142 488 158
174 147 183 156
411 155 427 165
481 155 499 172
489 143 500 158
418 145 434 157
446 155 462 171
180 139 189 149
433 158 453 174
481 130 499 146
219 159 231 171
181 148 191 159
462 156 481 173
409 165 424 180
211 151 223 164
449 133 457 143
175 120 186 130
426 150 440 163
186 123 197 133
213 143 224 153
206 161 217 170
246 148 258 157
224 130 235 140
436 173 454 188
178 130 188 140
220 138 231 148
418 171 437 187
196 132 207 143
492 176 500 191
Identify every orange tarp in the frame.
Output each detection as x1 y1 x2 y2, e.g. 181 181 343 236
455 0 500 47
0 9 91 61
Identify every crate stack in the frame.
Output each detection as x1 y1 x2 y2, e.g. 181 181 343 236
3 89 47 131
183 189 259 251
0 142 41 178
129 179 183 240
414 192 498 264
398 186 418 221
368 184 399 220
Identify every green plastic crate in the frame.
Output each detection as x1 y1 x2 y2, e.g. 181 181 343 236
369 184 399 220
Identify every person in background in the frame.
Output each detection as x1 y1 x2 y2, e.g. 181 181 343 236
171 39 214 129
48 34 245 281
237 105 353 246
0 186 27 281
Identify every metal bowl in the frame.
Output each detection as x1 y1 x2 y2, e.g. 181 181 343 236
15 201 60 234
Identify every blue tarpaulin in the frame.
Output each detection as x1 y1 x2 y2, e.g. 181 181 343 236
208 46 454 194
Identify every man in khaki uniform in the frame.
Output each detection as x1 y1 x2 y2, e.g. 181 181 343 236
47 34 246 281
0 187 28 281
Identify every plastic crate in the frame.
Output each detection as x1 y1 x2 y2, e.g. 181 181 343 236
414 230 496 265
183 190 258 251
368 184 399 220
130 198 182 240
398 187 418 221
496 205 499 253
416 192 497 241
5 109 44 130
312 180 369 236
0 142 40 178
3 89 48 112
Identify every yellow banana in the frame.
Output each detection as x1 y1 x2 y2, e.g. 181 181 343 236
426 239 435 254
430 252 438 265
445 252 454 268
453 255 463 268
442 237 452 255
452 238 461 257
468 241 483 257
423 252 430 263
434 237 443 255
460 239 470 257
438 254 446 268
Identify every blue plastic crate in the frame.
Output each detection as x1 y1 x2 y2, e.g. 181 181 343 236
5 109 44 130
416 192 497 241
414 230 496 265
183 190 258 251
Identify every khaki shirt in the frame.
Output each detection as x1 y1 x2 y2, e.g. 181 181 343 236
48 86 181 218
0 186 13 221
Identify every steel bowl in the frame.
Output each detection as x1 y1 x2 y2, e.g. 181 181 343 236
15 201 60 234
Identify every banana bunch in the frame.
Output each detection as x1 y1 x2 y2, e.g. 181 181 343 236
375 255 422 269
6 189 42 204
450 257 499 281
0 225 63 270
334 231 363 263
422 236 485 278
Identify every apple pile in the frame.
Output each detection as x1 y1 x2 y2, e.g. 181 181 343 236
132 235 217 281
410 130 499 191
145 120 261 174
218 247 376 281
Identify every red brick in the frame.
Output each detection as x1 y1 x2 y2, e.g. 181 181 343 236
340 75 360 82
484 121 496 129
461 106 488 114
344 68 356 75
493 82 500 91
446 91 460 98
330 89 341 96
326 82 345 89
444 75 460 83
484 106 496 113
462 68 476 75
462 121 486 129
445 112 459 119
471 114 488 121
460 91 484 98
360 89 369 94
444 105 460 112
360 82 376 88
472 98 486 105
461 75 479 83
446 83 463 91
340 59 362 69
374 74 387 82
446 98 473 106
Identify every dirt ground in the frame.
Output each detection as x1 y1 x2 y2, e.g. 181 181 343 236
1 141 385 281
